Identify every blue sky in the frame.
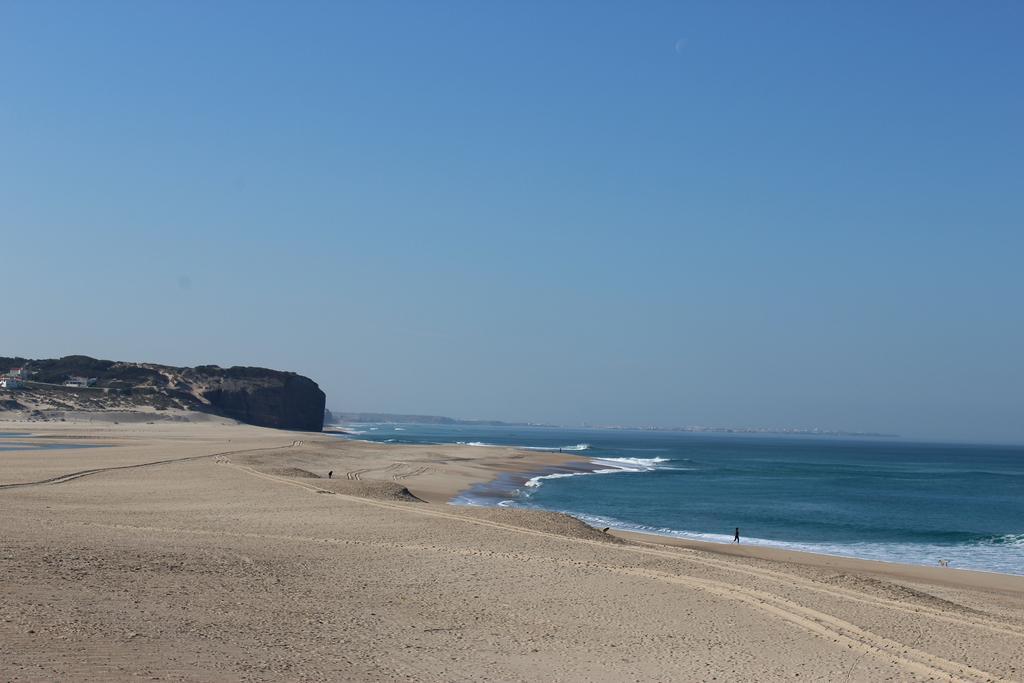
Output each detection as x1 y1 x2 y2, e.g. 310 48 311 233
2 2 1022 442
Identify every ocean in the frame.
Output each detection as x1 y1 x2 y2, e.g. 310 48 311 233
335 423 1024 576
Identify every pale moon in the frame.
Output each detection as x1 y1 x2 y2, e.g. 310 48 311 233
674 38 687 54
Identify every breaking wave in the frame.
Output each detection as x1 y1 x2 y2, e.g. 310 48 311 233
456 441 591 452
525 456 670 488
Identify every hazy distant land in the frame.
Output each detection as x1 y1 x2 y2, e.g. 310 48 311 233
327 410 897 438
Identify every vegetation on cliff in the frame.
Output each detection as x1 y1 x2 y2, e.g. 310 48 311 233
0 355 326 431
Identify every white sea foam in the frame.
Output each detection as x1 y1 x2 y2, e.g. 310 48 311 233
456 441 591 452
983 533 1024 546
524 456 670 488
565 513 1024 576
591 456 669 469
524 472 580 487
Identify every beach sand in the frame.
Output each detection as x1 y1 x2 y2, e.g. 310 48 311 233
2 420 1023 681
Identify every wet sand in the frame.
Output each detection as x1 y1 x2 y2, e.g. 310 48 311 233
2 420 1023 681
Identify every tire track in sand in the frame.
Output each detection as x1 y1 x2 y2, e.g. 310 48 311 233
618 536 1024 640
345 463 408 481
392 465 431 481
0 443 298 491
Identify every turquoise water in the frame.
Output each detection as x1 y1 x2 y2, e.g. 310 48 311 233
337 423 1024 575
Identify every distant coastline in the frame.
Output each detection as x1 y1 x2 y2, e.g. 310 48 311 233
327 410 897 439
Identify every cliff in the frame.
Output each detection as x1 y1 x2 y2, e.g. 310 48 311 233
192 365 326 431
0 355 326 432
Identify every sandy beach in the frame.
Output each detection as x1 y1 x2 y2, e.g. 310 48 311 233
2 420 1023 681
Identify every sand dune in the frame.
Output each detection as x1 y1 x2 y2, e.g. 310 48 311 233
2 421 1022 681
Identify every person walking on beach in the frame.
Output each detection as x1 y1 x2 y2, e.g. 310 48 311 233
328 470 333 479
733 527 740 544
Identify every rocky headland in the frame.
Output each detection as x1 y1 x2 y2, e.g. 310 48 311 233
0 355 326 431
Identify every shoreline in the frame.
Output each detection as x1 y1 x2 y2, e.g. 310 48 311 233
320 431 1024 590
4 420 1024 681
288 431 1024 590
437 441 1024 591
5 420 1023 589
612 529 1024 593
